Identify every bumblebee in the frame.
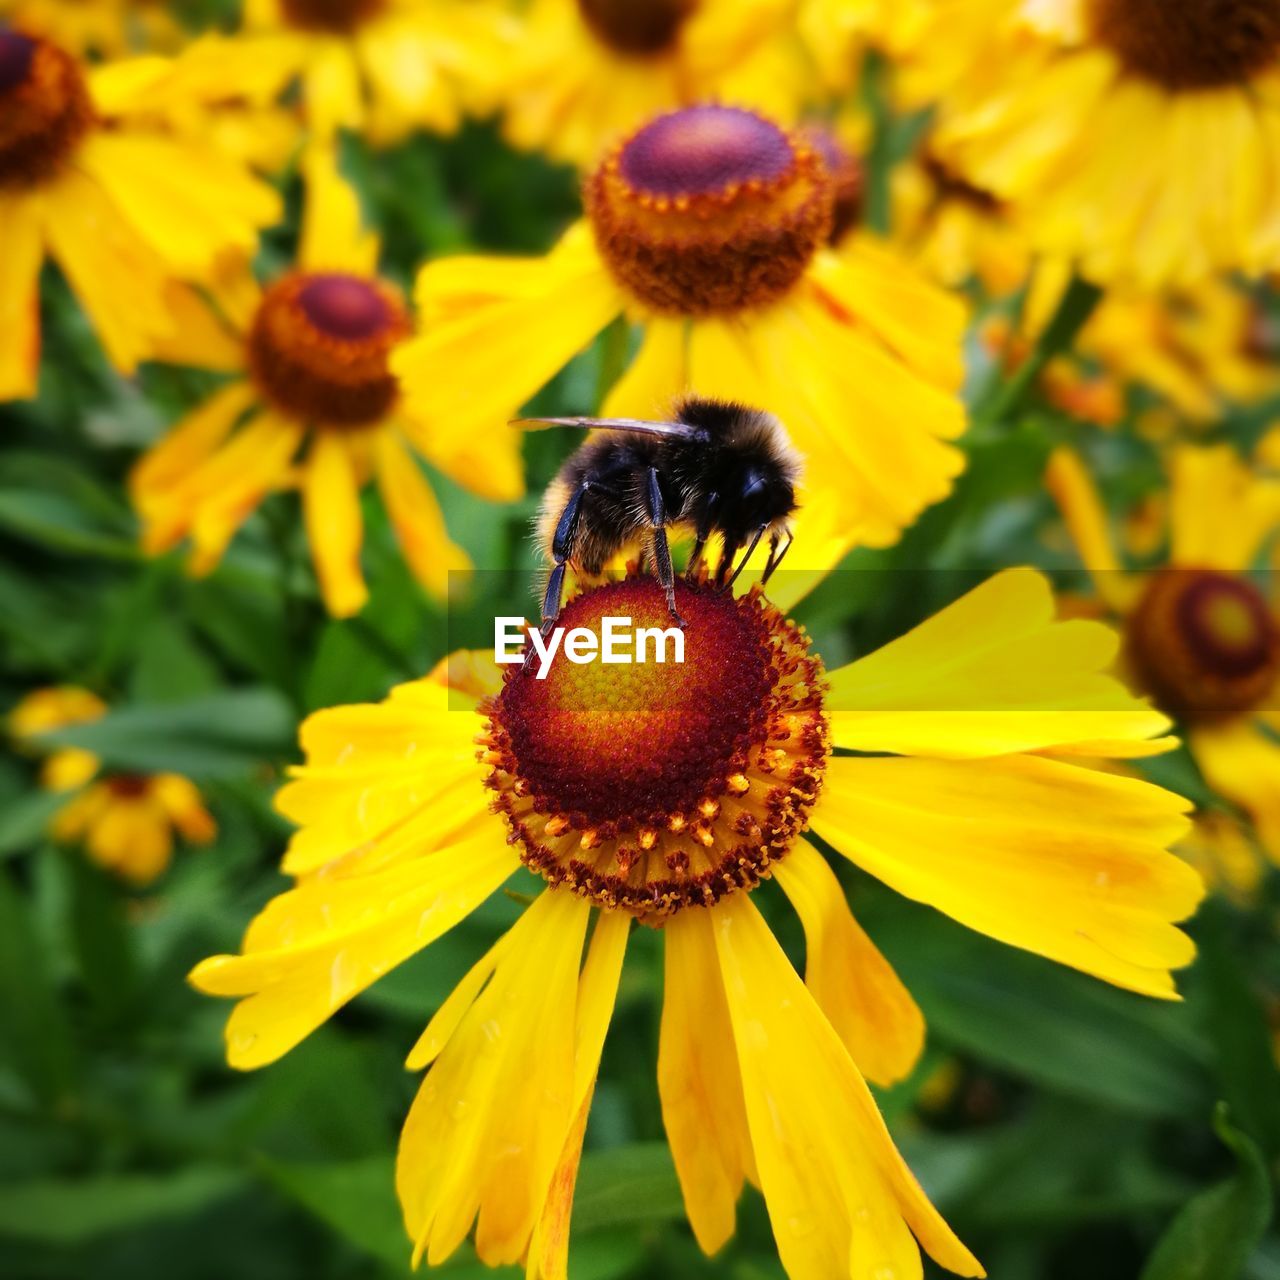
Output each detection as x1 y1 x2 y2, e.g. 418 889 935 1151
516 397 800 628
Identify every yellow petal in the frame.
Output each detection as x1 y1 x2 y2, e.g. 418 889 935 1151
77 131 280 278
826 568 1172 758
188 827 518 1069
710 894 984 1280
816 752 1201 997
526 910 630 1280
1190 718 1280 866
151 774 218 843
374 429 472 601
602 318 687 419
397 891 589 1268
659 906 755 1256
1168 444 1280 572
86 796 174 885
298 142 381 275
302 38 365 139
40 749 100 793
774 839 924 1087
303 432 369 618
0 192 45 401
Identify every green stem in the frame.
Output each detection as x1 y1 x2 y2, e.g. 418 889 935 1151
978 275 1103 428
595 315 632 409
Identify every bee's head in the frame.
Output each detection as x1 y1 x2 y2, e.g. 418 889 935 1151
719 456 796 538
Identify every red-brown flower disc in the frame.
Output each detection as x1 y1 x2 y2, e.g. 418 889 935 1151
248 271 411 427
584 105 836 315
481 576 829 920
1127 568 1280 722
576 0 695 55
1089 0 1280 89
802 124 864 244
0 30 94 190
279 0 385 34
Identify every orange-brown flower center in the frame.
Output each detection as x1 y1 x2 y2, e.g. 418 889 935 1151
803 124 864 244
1127 568 1280 722
1089 0 1280 89
481 575 828 920
106 774 153 800
577 0 696 55
585 105 835 315
0 30 93 190
279 0 385 34
248 271 411 428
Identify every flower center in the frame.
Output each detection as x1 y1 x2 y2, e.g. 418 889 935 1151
481 576 828 920
248 272 411 428
279 0 385 34
1127 569 1280 722
1089 0 1280 89
585 105 835 316
576 0 696 55
106 774 152 799
803 125 864 244
0 30 94 191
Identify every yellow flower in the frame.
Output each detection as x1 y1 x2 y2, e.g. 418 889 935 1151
498 0 804 167
891 0 1280 287
1047 444 1280 861
9 686 217 884
175 0 516 147
0 26 281 401
393 104 969 556
192 565 1199 1278
0 0 182 57
1177 808 1267 904
130 146 472 619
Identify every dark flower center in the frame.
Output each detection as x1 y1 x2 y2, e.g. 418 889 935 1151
482 576 828 919
1089 0 1280 89
279 0 385 34
0 31 94 190
298 274 392 340
0 29 35 92
576 0 696 56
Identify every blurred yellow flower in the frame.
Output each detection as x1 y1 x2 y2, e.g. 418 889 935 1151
893 0 1280 287
498 0 805 167
10 686 216 884
0 0 182 57
393 103 969 557
131 146 472 619
1048 444 1280 861
177 0 515 146
0 26 282 401
192 566 1198 1278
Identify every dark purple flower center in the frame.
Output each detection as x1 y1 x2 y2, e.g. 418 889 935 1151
0 30 36 93
298 274 391 340
1177 573 1277 677
619 105 795 199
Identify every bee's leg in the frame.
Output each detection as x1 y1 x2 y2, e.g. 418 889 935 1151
760 530 793 586
724 523 768 590
713 537 738 588
645 466 685 626
524 478 590 673
685 491 719 580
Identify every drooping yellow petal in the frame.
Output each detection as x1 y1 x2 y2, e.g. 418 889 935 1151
151 774 218 843
1189 718 1280 866
710 894 984 1280
816 753 1200 997
188 827 519 1069
303 432 369 618
302 37 365 139
526 910 630 1280
298 143 381 276
40 749 100 793
77 132 281 278
392 223 625 501
774 840 924 1088
1168 444 1280 573
397 891 590 1268
825 568 1173 759
0 192 45 401
659 906 755 1256
1044 448 1141 613
373 430 472 601
86 795 175 885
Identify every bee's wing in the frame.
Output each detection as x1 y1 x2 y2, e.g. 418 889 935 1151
511 416 704 439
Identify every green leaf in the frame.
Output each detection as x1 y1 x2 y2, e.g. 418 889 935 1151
35 689 296 778
571 1142 685 1234
0 1168 245 1244
0 789 69 859
1138 1106 1272 1280
0 871 77 1107
64 852 136 1026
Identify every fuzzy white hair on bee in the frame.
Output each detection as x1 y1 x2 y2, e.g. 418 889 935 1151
514 397 801 633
